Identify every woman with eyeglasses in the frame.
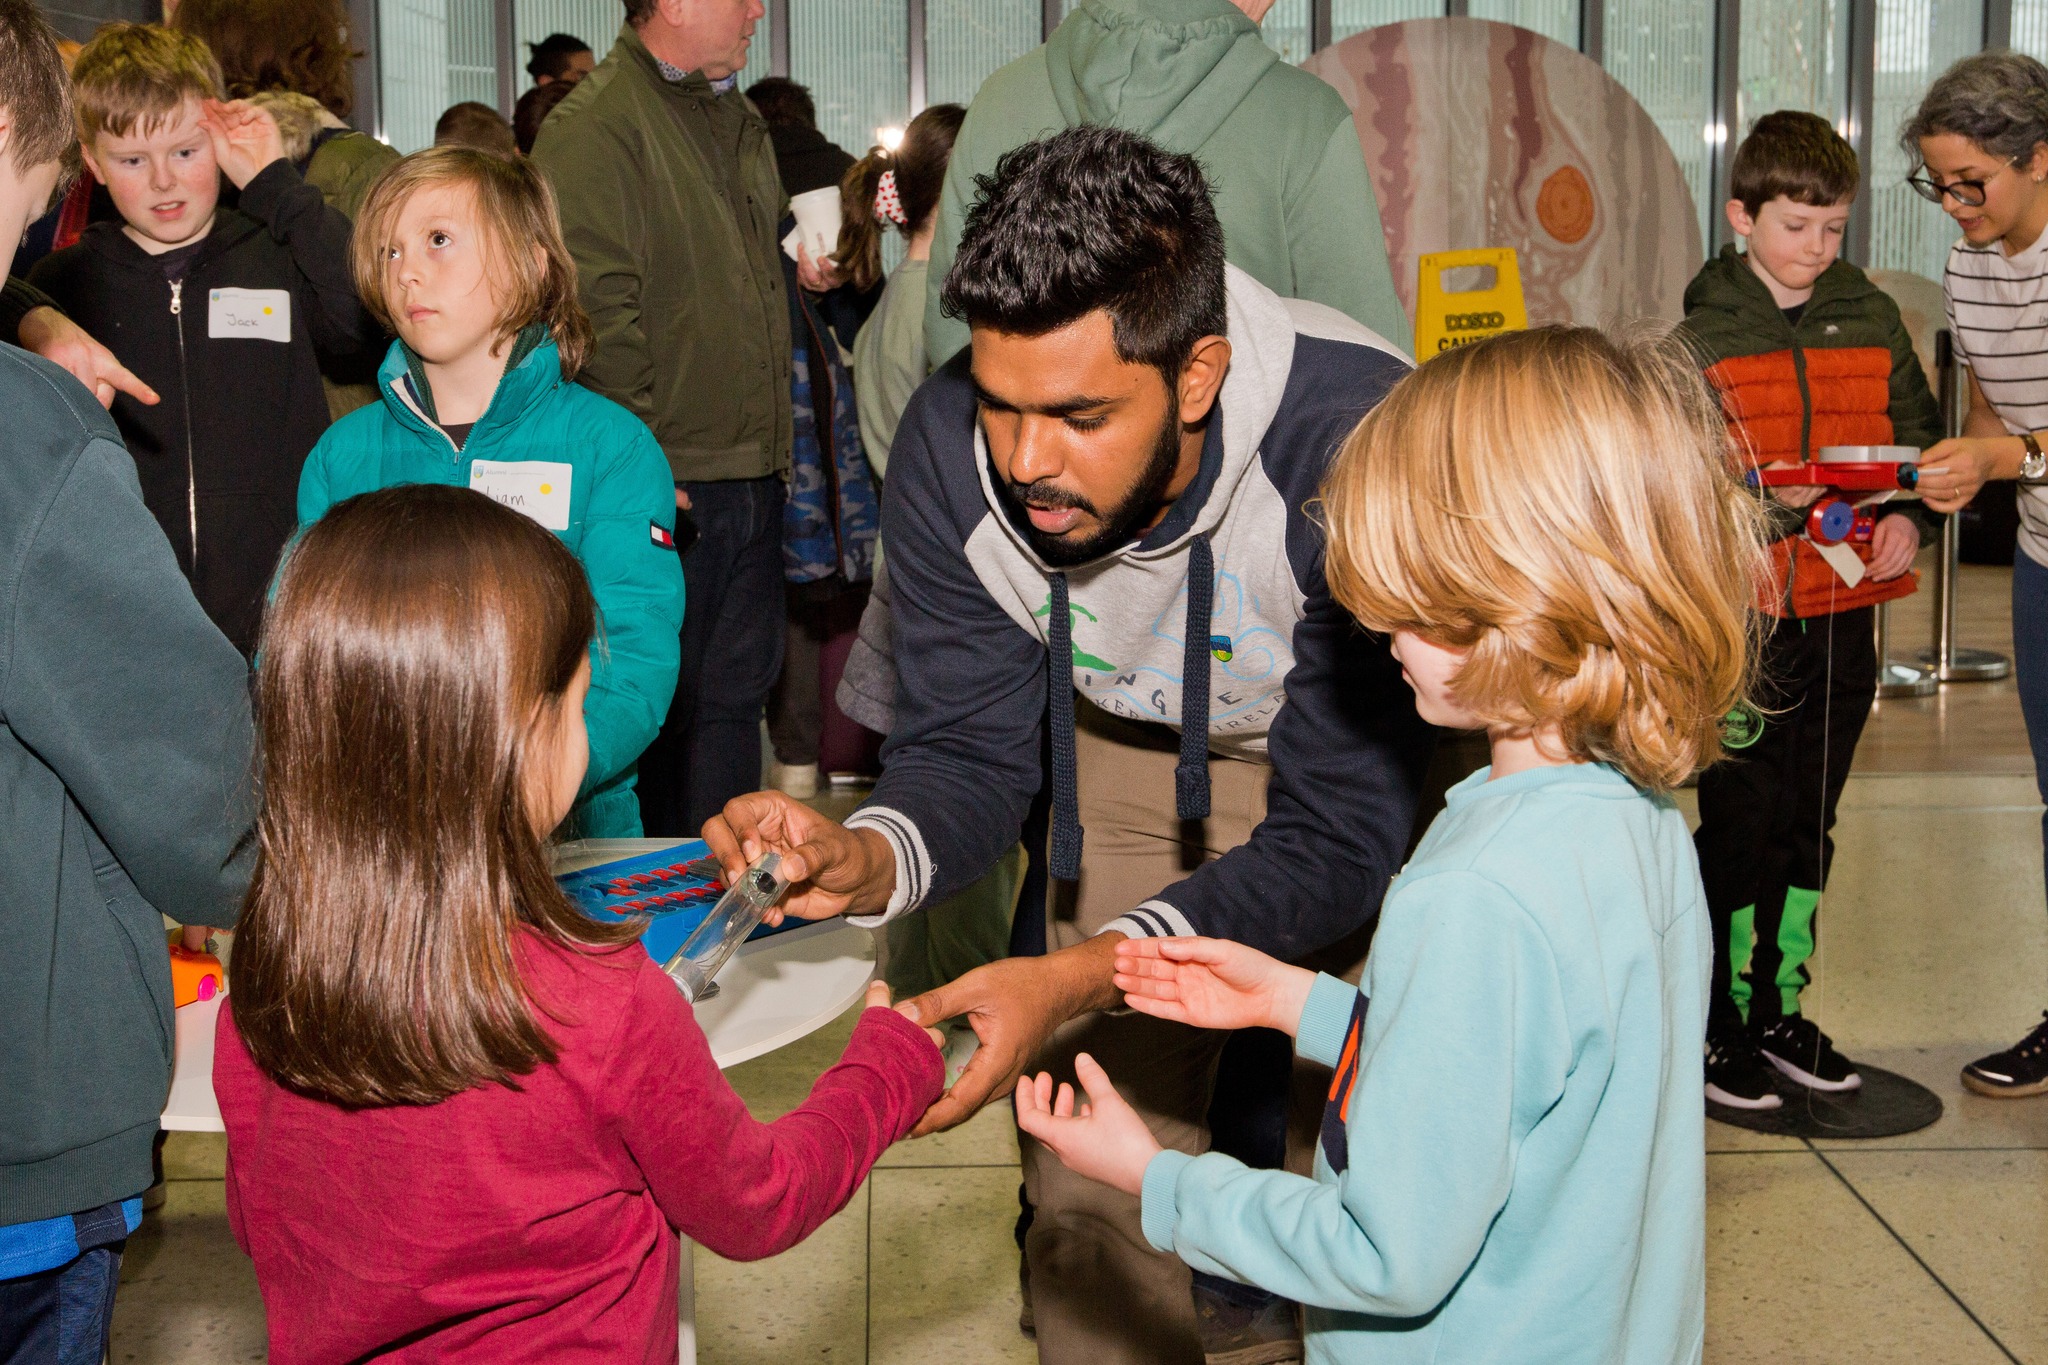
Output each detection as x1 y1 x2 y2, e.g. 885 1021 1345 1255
1907 51 2048 1100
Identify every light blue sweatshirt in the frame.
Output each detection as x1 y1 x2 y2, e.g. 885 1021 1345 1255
1141 762 1709 1364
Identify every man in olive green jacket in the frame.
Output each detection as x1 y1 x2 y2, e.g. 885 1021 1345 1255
923 0 1411 370
533 0 792 836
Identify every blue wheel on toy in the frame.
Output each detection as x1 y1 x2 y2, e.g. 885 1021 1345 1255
1811 499 1858 545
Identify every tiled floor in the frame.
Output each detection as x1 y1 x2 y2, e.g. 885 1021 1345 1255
113 558 2048 1363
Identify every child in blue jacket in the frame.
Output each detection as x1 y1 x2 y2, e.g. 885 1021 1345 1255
298 146 682 838
1017 328 1768 1364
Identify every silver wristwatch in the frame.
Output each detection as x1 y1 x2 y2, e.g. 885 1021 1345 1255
2024 432 2048 483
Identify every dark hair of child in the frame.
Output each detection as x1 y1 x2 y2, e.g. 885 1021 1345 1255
525 32 590 83
1729 109 1860 217
745 76 816 130
435 100 518 159
514 80 573 155
229 485 641 1108
835 102 965 292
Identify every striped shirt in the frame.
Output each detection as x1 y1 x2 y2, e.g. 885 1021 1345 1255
1945 231 2048 566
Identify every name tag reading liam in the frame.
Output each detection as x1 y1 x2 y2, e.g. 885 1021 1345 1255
207 288 291 342
469 460 572 531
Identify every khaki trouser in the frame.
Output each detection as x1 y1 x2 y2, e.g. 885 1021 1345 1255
1021 708 1271 1365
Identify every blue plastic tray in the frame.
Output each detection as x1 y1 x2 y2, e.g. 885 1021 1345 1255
556 840 800 965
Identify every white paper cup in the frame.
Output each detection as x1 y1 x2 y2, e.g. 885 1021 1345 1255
783 186 842 263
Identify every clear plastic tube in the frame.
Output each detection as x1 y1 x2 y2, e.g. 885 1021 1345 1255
662 852 790 1002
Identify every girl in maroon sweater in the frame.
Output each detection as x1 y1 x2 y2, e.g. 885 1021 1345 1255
213 485 942 1363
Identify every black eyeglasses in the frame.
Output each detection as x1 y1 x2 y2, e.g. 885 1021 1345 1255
1906 159 2022 207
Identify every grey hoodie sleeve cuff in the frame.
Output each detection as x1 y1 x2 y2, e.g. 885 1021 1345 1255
844 806 933 927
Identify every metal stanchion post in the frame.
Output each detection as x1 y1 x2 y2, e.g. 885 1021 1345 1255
1875 598 1937 697
1914 331 2011 683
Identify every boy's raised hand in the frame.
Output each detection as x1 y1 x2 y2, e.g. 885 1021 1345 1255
1114 936 1316 1037
200 99 287 190
1012 1053 1160 1197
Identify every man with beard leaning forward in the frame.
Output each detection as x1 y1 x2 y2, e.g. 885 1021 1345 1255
706 126 1432 1365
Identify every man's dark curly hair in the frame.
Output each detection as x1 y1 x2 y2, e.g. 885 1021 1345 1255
940 125 1228 386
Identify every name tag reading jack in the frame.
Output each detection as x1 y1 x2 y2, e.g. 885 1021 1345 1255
207 288 291 342
470 460 572 531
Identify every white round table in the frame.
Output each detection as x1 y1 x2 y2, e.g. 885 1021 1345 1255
162 837 876 1365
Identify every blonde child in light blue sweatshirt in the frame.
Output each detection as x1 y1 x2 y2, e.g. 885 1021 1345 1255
1017 327 1769 1365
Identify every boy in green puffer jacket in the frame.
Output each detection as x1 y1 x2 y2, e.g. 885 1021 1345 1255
298 147 682 838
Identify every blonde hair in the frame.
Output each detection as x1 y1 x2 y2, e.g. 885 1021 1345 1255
1320 326 1769 792
352 145 594 379
71 23 222 147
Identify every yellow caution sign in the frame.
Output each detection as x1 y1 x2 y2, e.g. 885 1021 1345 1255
1414 248 1528 357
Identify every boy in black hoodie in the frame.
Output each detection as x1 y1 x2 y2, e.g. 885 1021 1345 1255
29 23 382 657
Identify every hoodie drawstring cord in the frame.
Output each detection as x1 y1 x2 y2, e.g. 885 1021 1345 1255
1177 535 1214 821
1048 572 1084 880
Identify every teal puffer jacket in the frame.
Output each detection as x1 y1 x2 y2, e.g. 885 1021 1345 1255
297 338 685 836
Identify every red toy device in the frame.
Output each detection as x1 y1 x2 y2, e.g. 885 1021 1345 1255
1745 459 1921 546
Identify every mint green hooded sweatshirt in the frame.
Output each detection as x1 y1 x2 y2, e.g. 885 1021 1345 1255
922 0 1411 369
298 338 684 838
1141 763 1709 1364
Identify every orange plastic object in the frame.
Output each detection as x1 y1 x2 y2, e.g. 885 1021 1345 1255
168 944 224 1008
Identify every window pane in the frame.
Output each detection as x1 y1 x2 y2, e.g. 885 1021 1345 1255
1602 0 1716 248
928 0 1040 107
378 0 501 154
1738 0 1848 136
791 0 910 159
1870 0 1985 281
1262 0 1314 64
512 0 615 94
1332 0 1444 43
2018 0 2048 58
1468 0 1581 47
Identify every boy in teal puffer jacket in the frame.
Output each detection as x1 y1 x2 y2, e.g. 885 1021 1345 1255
298 147 682 837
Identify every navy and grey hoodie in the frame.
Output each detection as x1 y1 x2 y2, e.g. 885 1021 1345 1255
846 266 1434 958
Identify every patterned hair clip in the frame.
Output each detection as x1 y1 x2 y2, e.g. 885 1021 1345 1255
875 168 909 228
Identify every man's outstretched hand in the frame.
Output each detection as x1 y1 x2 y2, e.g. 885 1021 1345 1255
18 307 159 409
899 935 1124 1136
702 790 896 922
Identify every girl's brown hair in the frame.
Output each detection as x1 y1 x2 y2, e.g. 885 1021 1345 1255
230 485 639 1107
835 102 964 291
171 0 355 119
352 145 595 378
1320 326 1770 793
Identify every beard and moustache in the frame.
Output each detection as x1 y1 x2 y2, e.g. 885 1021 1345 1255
995 406 1186 568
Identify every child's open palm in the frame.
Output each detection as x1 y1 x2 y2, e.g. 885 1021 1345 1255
1013 1053 1160 1196
1113 936 1316 1036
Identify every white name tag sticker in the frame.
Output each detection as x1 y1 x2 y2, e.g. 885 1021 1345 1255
207 287 291 342
469 460 572 531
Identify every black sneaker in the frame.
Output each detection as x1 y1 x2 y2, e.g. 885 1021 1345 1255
1962 1011 2048 1098
1705 1030 1784 1110
1755 1015 1861 1092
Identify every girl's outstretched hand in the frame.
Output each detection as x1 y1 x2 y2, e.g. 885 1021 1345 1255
864 979 945 1050
1113 937 1317 1037
1012 1053 1159 1196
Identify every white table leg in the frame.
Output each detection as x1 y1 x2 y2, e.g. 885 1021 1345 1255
678 1235 697 1365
